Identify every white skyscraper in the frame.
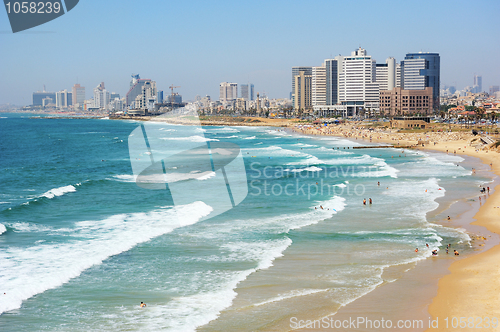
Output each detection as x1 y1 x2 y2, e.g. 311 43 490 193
93 82 109 109
336 47 379 113
312 63 326 106
219 82 237 103
56 90 72 108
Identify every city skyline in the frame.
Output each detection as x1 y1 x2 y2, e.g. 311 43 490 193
0 0 499 106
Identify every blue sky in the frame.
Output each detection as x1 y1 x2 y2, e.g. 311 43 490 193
0 0 499 105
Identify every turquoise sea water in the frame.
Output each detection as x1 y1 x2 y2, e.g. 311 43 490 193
0 114 491 331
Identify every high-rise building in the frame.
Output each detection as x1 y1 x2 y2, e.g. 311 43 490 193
337 48 379 114
292 67 312 105
376 57 397 91
294 70 312 111
240 84 249 100
401 52 440 108
219 82 237 103
240 84 254 101
93 82 109 109
56 90 72 108
312 64 326 106
72 84 85 108
490 86 499 95
250 84 254 101
126 74 153 108
134 80 157 110
325 59 338 105
157 90 163 104
32 91 56 106
474 75 482 93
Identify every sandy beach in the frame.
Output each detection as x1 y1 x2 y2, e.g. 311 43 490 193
291 121 500 331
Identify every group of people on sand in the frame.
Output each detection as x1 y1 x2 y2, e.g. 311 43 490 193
416 243 459 256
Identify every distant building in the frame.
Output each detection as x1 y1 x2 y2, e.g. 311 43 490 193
157 90 163 104
240 84 254 101
72 84 85 108
376 57 398 91
56 90 72 108
110 92 120 101
490 86 499 95
401 52 440 109
134 80 157 110
166 93 182 104
240 84 249 100
312 63 326 106
292 67 312 106
33 91 56 106
126 74 153 108
109 97 125 111
474 75 482 93
379 87 433 116
294 70 312 111
219 82 237 103
325 59 338 105
93 82 109 109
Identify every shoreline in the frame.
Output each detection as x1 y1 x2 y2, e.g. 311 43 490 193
288 123 500 331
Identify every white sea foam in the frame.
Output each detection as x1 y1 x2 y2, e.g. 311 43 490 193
244 136 257 140
8 222 54 233
292 143 317 148
253 288 328 307
206 127 240 133
355 160 399 178
165 171 217 183
111 174 136 182
160 135 219 143
289 166 324 173
0 224 6 235
0 201 212 315
217 135 239 139
40 185 77 199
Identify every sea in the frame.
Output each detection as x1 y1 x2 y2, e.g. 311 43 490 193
0 113 493 331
